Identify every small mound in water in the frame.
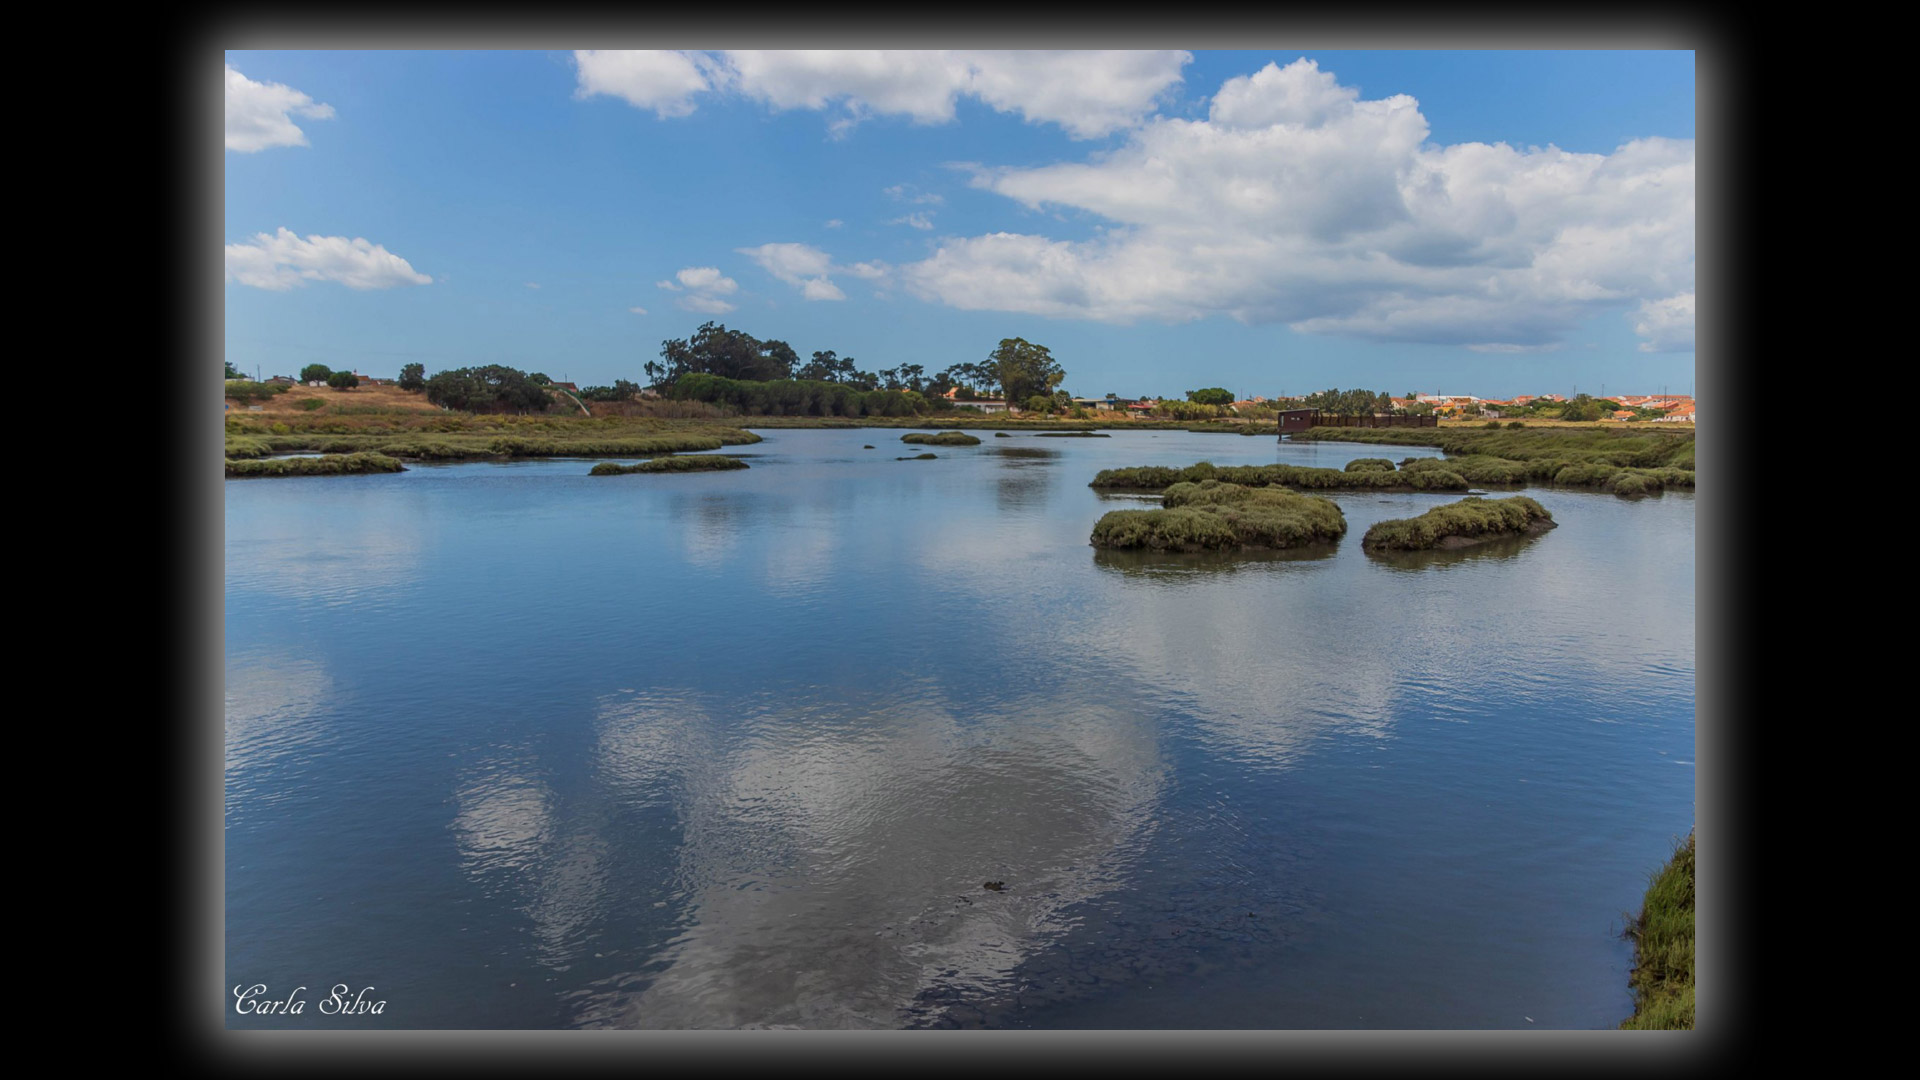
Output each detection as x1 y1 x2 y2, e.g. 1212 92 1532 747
901 431 981 446
897 453 938 460
1090 480 1347 552
1343 457 1396 473
1361 495 1555 552
994 432 1012 438
589 455 749 475
225 452 405 478
1036 431 1110 437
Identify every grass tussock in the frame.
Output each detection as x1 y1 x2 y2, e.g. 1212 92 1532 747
1089 461 1468 493
1090 481 1347 551
225 453 406 478
588 455 749 475
900 431 983 446
1294 425 1695 470
1621 832 1694 1030
1361 495 1555 552
1343 457 1397 473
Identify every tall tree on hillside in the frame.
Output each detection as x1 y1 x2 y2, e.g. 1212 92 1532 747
224 359 243 379
657 322 796 384
1187 387 1234 406
398 363 426 391
989 338 1065 406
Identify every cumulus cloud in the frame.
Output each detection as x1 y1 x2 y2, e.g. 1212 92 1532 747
1632 292 1694 352
899 58 1694 352
572 50 714 118
628 305 648 315
657 266 738 313
574 50 1189 139
887 212 935 230
736 242 886 302
225 65 335 152
224 227 432 291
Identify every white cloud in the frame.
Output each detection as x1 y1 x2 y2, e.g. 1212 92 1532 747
901 58 1694 351
225 65 335 152
675 266 736 293
678 293 737 314
883 184 944 205
629 305 648 315
572 50 714 118
659 266 738 313
574 50 1189 139
525 282 541 290
824 219 844 229
736 242 875 302
224 228 432 291
887 212 935 230
1632 292 1695 352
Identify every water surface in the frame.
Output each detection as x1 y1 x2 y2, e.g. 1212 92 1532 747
224 428 1695 1029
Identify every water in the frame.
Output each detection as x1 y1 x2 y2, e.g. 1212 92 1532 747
224 428 1695 1029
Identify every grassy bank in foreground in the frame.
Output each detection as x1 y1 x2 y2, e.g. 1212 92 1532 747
589 455 749 475
225 453 406 478
1090 480 1347 551
1361 495 1555 551
1622 832 1695 1030
1091 461 1469 493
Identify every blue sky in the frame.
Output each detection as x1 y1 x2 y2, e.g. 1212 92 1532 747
224 50 1695 400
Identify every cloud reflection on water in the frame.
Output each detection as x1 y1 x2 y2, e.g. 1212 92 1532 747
580 684 1167 1028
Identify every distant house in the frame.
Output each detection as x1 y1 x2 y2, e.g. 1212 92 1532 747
941 387 1010 413
1127 400 1157 413
266 375 296 386
1611 409 1636 420
550 381 580 393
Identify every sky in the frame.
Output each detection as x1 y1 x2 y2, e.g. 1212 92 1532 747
224 49 1696 400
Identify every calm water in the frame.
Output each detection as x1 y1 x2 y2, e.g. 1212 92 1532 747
224 428 1695 1029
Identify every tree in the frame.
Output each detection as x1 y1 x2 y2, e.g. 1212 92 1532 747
529 372 552 386
300 363 333 384
988 338 1064 406
1187 387 1234 406
397 363 426 392
1559 394 1605 422
224 359 243 380
326 370 360 390
657 322 796 384
1302 387 1391 416
425 364 553 413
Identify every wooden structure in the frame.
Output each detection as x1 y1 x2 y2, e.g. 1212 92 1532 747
1278 409 1439 436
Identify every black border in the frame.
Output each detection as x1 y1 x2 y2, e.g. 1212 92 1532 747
174 13 1754 1070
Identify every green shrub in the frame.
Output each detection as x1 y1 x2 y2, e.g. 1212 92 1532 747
588 455 749 475
225 452 405 478
1361 495 1554 551
1343 457 1396 473
1090 461 1466 492
1091 481 1346 551
901 431 982 446
223 381 288 404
